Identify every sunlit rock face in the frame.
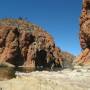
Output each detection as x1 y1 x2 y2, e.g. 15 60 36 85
80 0 90 49
0 18 63 70
75 0 90 65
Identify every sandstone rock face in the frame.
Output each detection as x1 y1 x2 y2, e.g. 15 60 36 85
75 48 90 66
0 19 63 70
75 0 90 65
80 0 90 49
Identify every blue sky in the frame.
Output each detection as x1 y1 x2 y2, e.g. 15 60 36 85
0 0 82 55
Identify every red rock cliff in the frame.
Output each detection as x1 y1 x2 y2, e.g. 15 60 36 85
0 18 63 70
75 0 90 65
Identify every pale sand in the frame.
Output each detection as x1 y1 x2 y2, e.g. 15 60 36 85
0 68 90 90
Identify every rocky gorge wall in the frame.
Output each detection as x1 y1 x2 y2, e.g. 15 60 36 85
75 0 90 65
0 18 63 71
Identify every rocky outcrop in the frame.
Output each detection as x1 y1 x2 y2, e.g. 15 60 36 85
0 18 63 70
80 0 90 49
75 0 90 65
75 48 90 66
61 52 75 68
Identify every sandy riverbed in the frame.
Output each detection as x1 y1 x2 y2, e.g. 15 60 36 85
0 67 90 90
